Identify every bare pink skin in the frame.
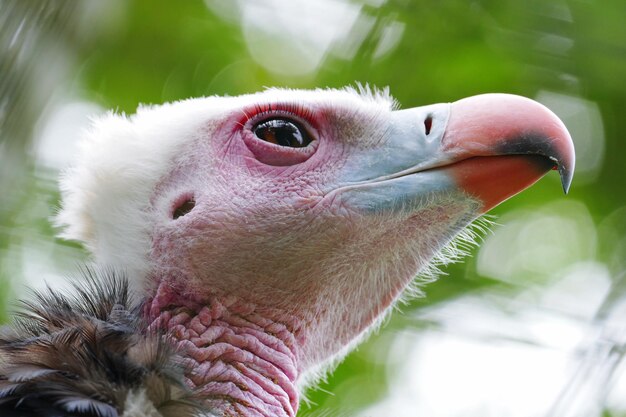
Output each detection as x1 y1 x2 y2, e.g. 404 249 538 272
147 287 300 416
140 93 574 416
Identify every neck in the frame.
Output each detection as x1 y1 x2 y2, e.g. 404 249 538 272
146 285 302 417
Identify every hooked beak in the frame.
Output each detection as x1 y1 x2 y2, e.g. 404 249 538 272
440 94 575 211
339 93 575 214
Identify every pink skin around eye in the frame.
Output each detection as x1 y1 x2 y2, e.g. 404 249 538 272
241 129 319 166
236 105 324 167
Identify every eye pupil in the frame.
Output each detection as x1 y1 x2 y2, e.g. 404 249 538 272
253 118 312 148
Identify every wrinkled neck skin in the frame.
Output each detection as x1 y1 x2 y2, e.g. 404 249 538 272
146 281 303 417
144 201 477 416
145 254 437 416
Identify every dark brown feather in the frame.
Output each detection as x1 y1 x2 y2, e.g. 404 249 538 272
0 268 209 417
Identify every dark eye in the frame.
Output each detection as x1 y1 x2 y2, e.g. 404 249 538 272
253 118 313 148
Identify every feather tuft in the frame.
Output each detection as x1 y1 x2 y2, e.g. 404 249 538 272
0 267 211 417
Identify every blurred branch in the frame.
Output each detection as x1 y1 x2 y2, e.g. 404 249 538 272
0 0 80 212
547 272 626 417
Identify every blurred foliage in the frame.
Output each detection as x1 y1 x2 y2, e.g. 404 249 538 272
1 0 625 416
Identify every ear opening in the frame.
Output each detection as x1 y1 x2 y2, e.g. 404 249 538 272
172 195 196 220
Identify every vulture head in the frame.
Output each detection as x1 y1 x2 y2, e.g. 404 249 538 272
1 87 574 416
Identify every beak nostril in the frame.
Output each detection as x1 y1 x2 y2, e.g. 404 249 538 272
172 196 196 219
424 115 433 136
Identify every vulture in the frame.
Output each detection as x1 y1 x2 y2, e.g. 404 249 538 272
0 87 574 417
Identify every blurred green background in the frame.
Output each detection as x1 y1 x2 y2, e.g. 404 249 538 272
1 0 625 416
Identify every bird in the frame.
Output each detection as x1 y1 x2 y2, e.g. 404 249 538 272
0 87 574 417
